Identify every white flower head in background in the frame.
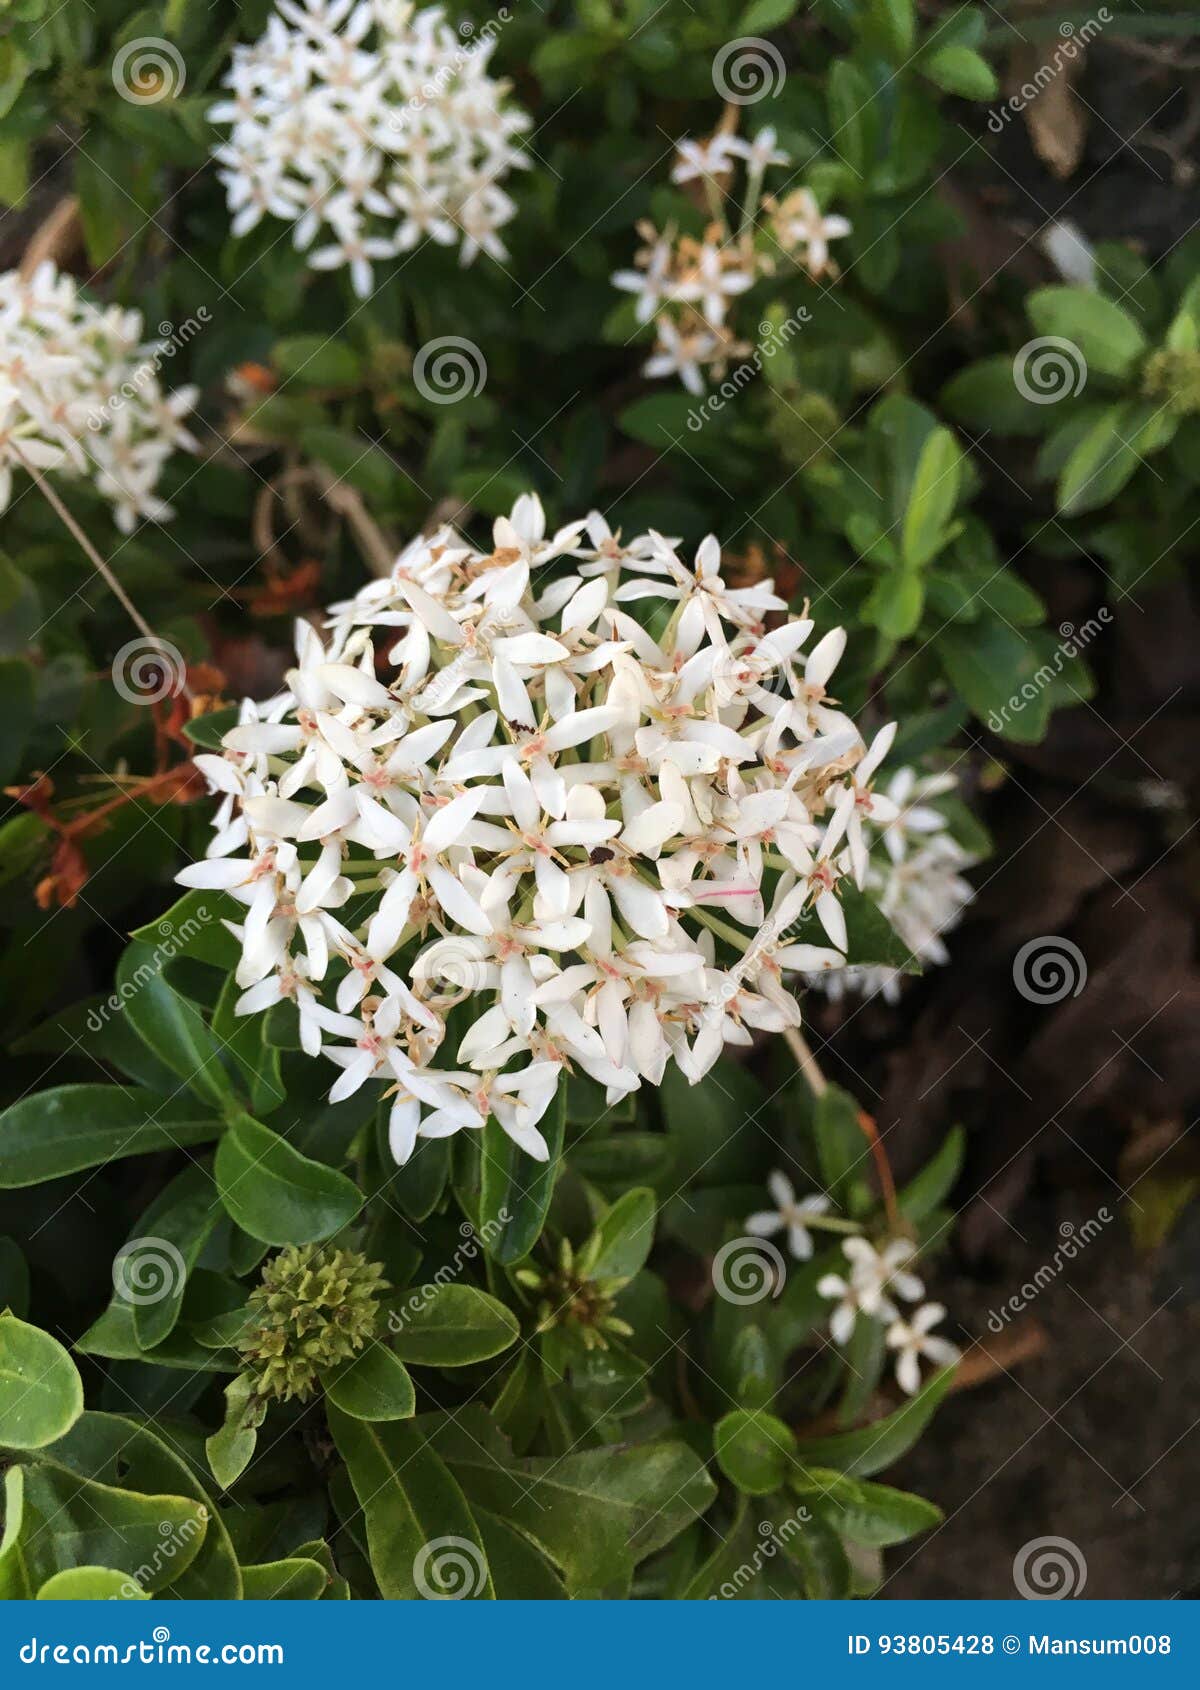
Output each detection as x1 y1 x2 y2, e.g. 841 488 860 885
887 1301 960 1395
209 0 532 296
808 763 977 1004
817 1235 924 1345
746 1170 831 1260
0 263 198 531
612 120 851 393
180 493 888 1167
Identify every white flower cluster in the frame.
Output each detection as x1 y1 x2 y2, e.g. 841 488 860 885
210 0 531 297
808 765 976 1004
749 1172 959 1395
612 128 851 394
0 263 197 532
180 494 891 1166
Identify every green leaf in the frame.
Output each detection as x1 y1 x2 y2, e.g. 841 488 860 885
116 942 233 1109
272 335 362 387
388 1284 519 1367
36 1412 241 1598
475 1508 565 1599
322 1345 416 1421
618 392 704 447
1057 400 1169 515
715 1408 797 1495
130 891 241 969
863 569 924 640
814 1082 869 1208
206 1373 266 1490
868 0 915 58
445 1432 716 1595
37 1567 147 1599
942 354 1054 436
215 1112 362 1245
0 1086 221 1188
479 1081 565 1264
183 706 239 750
901 426 962 569
578 1186 656 1282
0 1468 32 1599
20 1464 208 1594
793 1365 954 1475
328 1408 494 1600
1027 286 1147 378
897 1126 965 1223
241 1557 328 1599
920 45 997 99
0 658 32 786
781 1509 852 1597
0 1314 83 1449
739 0 799 31
793 1465 942 1544
120 1164 222 1351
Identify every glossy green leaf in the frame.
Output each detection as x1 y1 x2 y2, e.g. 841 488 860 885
206 1373 266 1491
215 1112 362 1245
116 941 233 1109
0 1086 221 1188
388 1284 519 1367
0 1314 83 1449
42 1412 242 1599
715 1408 797 1495
328 1408 494 1600
241 1557 328 1599
37 1566 147 1600
322 1344 416 1420
578 1186 656 1282
793 1365 954 1476
1028 286 1147 378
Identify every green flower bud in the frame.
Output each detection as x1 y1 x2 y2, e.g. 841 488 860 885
237 1243 389 1403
